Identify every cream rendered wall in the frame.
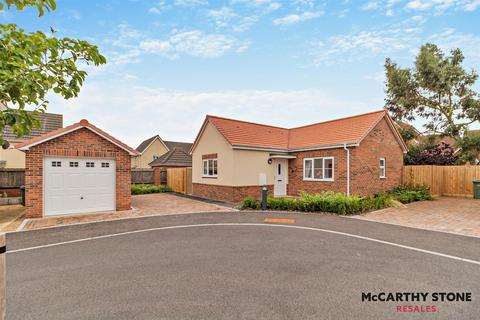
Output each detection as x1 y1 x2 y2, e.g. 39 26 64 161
131 138 169 168
192 122 234 185
232 149 275 186
0 146 25 168
192 121 276 187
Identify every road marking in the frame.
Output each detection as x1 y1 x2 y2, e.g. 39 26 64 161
7 223 480 266
264 218 295 224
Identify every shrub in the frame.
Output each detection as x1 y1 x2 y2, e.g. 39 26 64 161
131 184 172 195
241 197 261 210
241 191 392 215
389 184 432 203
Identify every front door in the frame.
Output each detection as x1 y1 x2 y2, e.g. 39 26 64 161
273 159 287 197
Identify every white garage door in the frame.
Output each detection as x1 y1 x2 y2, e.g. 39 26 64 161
44 157 115 216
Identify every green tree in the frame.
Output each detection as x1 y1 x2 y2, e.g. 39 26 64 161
0 0 106 145
385 43 480 138
456 132 480 164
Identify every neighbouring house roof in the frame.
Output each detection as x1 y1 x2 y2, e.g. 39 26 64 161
192 109 408 153
135 135 193 156
163 140 193 153
2 112 63 142
16 119 139 156
135 135 159 153
149 147 192 167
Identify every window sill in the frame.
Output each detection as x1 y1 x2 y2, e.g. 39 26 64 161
202 176 218 179
380 176 387 179
303 178 334 182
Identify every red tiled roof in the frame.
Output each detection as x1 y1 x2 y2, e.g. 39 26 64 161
208 115 289 149
198 110 406 152
289 110 387 149
16 119 140 155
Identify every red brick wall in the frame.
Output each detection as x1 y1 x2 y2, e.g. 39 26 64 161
288 118 404 196
192 183 273 203
288 148 347 196
349 118 404 195
153 167 162 185
24 128 132 218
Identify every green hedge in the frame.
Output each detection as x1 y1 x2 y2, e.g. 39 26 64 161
388 184 432 203
241 185 432 214
131 184 172 195
241 191 391 215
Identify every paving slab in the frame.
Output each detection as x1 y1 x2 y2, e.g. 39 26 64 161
353 197 480 237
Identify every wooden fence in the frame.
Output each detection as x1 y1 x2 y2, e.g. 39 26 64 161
131 169 154 184
403 165 480 197
0 169 25 188
166 167 192 194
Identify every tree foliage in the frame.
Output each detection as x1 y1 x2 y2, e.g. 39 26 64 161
456 133 480 164
385 43 480 138
404 142 458 165
0 0 106 143
0 0 55 16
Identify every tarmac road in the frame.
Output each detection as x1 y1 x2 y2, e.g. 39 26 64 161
6 211 480 319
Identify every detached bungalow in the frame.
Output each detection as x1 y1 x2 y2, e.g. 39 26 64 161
190 110 408 203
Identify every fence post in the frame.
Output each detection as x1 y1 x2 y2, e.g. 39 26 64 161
0 233 5 320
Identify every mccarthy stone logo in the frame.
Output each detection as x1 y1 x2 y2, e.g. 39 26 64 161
361 292 473 313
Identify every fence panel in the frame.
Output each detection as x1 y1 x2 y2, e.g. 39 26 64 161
403 165 480 197
167 168 186 193
0 169 25 188
131 169 154 184
166 168 193 194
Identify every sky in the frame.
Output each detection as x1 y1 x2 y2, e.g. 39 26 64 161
1 0 480 146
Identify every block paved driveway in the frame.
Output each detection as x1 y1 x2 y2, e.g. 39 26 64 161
6 211 480 319
353 197 480 237
21 193 234 230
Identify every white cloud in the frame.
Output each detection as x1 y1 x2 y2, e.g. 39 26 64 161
208 7 237 28
273 11 324 25
47 82 369 147
148 1 166 14
174 0 207 6
139 30 246 58
405 0 480 13
464 0 480 10
310 27 421 65
430 28 480 63
362 1 380 10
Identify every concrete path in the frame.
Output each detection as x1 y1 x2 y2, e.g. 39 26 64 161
6 211 480 319
354 197 480 237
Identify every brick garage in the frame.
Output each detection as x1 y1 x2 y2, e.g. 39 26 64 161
17 119 139 218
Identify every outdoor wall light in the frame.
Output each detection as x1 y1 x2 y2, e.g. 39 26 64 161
267 159 272 165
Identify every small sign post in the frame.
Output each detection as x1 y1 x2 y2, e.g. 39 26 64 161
261 185 268 210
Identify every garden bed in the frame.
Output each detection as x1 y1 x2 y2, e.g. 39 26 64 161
131 184 172 195
241 185 432 215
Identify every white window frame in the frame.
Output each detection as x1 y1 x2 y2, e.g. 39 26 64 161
202 158 218 177
153 155 160 161
379 158 386 179
303 157 334 182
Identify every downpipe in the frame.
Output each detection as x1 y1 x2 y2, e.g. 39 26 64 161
343 144 350 197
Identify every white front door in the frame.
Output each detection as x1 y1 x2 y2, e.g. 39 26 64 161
273 159 287 197
44 157 116 216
